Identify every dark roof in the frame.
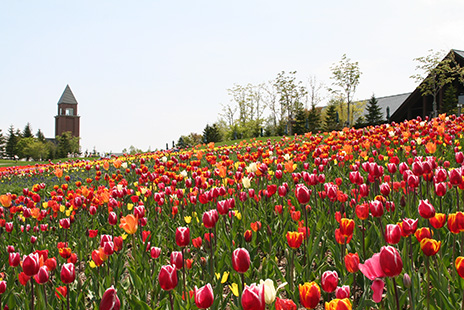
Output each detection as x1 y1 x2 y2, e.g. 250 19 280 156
367 93 411 120
454 49 464 59
57 85 78 105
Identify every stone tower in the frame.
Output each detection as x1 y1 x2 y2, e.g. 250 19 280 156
55 85 80 138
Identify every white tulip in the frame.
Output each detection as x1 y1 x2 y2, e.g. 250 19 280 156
259 279 276 305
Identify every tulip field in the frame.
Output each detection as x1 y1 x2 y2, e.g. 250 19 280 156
3 114 464 309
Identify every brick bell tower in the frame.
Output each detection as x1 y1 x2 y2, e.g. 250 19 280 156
55 85 80 138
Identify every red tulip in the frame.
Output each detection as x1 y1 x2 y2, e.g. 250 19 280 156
217 200 229 215
295 184 310 204
150 247 161 259
34 266 49 284
9 252 20 267
344 253 359 273
418 199 436 219
170 251 183 270
335 285 350 299
60 263 75 284
59 218 71 229
402 218 418 236
449 168 462 186
275 297 297 310
194 283 214 309
232 248 250 273
175 227 190 247
244 230 253 242
242 283 265 310
158 265 178 291
321 271 338 293
45 257 57 271
434 182 447 197
369 200 384 217
202 210 218 229
385 224 401 245
23 253 40 276
108 212 117 226
99 286 121 310
379 246 402 277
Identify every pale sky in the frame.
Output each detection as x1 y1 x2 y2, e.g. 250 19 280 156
1 0 464 153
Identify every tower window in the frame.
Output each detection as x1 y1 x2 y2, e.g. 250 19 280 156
65 108 74 116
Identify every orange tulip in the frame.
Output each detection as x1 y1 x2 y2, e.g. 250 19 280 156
0 194 12 208
430 213 446 229
54 168 63 178
420 238 441 256
119 214 138 234
339 218 355 237
325 298 352 310
299 282 321 309
286 231 304 249
456 256 464 279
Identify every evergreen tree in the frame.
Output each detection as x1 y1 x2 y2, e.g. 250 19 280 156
57 132 80 158
203 123 222 143
36 129 45 142
441 84 458 115
307 104 321 133
5 125 18 158
365 95 383 126
293 104 307 135
23 123 33 138
324 104 341 132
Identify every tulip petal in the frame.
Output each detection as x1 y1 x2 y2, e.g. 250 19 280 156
371 279 385 303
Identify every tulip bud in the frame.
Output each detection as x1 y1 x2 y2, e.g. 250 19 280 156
9 252 20 267
0 281 6 294
108 212 117 225
403 273 412 288
299 282 321 309
295 184 310 204
418 199 436 219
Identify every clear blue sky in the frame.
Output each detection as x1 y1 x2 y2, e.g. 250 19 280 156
1 0 464 153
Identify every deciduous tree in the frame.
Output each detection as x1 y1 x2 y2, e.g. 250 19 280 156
330 54 361 127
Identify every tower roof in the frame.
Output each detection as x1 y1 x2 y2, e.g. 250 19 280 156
57 85 78 105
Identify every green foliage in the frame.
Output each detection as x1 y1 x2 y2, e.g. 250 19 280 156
365 95 384 126
293 103 307 135
56 131 80 158
36 129 45 142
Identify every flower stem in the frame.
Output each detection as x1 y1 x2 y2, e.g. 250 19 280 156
426 257 431 310
392 277 400 310
31 278 35 310
169 291 174 310
67 283 70 310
